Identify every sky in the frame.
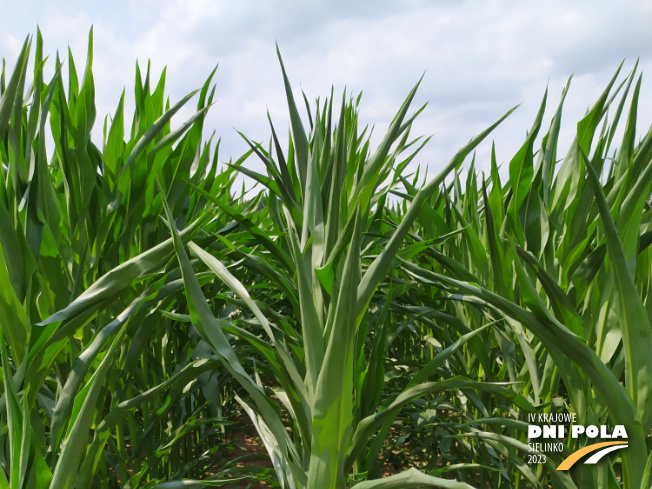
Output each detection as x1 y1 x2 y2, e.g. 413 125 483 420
1 0 651 181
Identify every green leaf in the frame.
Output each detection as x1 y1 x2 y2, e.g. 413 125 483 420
352 468 476 489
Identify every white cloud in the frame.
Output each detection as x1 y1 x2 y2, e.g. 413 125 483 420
0 0 650 180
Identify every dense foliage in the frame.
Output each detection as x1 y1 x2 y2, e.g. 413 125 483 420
1 31 651 489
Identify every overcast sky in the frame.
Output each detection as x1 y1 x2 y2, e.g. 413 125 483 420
1 1 651 180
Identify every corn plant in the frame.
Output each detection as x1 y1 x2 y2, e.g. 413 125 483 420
155 47 550 489
2 28 651 489
400 65 652 489
0 31 260 489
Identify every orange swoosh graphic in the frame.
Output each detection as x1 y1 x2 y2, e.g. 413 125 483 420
557 441 628 470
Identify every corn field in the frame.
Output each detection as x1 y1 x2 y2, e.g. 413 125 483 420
1 31 651 489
